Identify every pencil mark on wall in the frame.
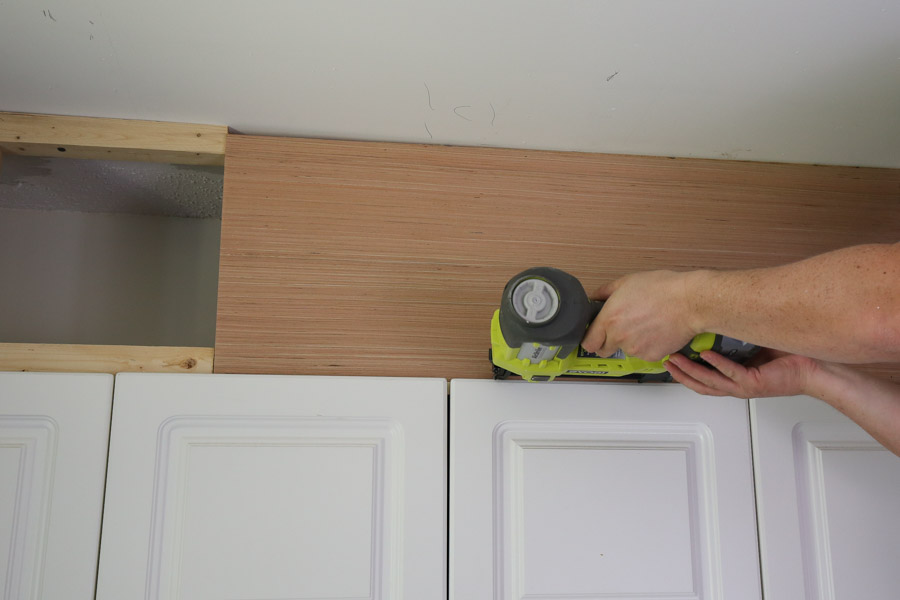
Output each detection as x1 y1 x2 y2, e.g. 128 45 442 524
606 71 619 82
490 103 496 126
453 106 473 121
424 122 433 139
44 9 57 22
719 149 753 160
424 83 435 111
92 6 137 114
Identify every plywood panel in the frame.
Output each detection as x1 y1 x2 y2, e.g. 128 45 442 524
216 135 900 379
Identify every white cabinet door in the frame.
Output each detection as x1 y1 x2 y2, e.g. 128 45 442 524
97 374 447 600
451 379 761 600
751 395 900 600
0 372 113 600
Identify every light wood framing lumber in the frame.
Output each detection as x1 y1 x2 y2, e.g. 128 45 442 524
0 343 214 374
0 111 226 165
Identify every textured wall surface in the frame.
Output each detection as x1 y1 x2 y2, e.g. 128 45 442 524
0 155 222 218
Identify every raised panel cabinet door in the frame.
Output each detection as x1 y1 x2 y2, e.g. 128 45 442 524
751 396 900 600
96 374 447 600
0 372 113 600
450 379 762 600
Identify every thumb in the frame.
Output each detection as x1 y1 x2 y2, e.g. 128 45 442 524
581 318 606 354
590 279 620 301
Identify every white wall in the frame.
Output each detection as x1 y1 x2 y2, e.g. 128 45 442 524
0 208 220 347
1 0 897 168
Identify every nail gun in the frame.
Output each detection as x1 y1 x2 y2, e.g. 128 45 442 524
489 267 760 382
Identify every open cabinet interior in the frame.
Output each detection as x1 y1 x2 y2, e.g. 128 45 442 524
0 112 226 372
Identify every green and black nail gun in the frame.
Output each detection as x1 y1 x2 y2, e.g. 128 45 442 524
489 267 760 382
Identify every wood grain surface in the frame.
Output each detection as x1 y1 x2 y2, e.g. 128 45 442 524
0 111 226 166
0 344 214 374
216 135 900 380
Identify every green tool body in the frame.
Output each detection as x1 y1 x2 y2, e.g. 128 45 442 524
490 267 760 382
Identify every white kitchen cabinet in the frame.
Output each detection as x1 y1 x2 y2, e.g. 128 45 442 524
450 379 762 600
9 369 892 599
751 395 900 600
96 374 447 600
0 372 113 600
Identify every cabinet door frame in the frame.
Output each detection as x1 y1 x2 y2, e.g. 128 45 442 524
0 371 113 600
450 378 762 600
97 373 448 600
751 395 900 600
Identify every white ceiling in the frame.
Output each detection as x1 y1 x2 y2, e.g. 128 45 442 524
1 0 898 171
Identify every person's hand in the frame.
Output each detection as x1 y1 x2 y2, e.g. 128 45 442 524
582 270 703 361
664 348 819 398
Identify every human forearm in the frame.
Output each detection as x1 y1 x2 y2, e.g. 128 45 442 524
690 243 900 363
803 362 900 456
666 350 900 457
583 243 900 363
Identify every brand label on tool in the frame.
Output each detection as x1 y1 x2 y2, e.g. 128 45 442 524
567 369 610 375
517 344 559 363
